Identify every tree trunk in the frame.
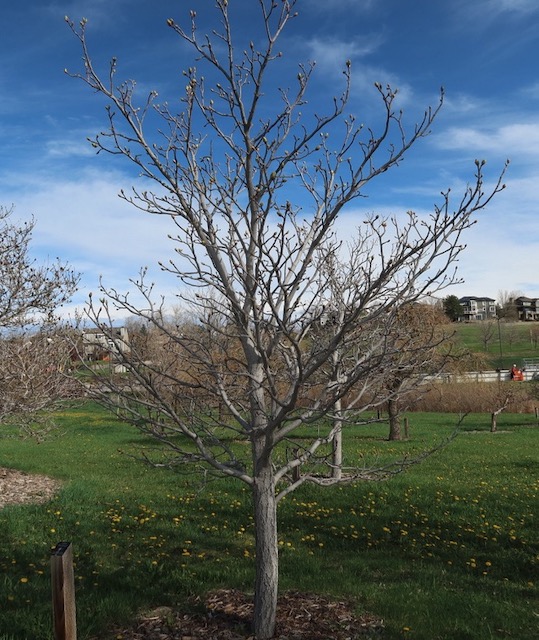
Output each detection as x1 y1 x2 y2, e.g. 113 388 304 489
252 439 279 639
332 397 343 479
388 397 402 441
491 396 509 433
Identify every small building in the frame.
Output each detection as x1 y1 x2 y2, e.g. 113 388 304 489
458 296 497 321
82 327 130 361
514 297 539 321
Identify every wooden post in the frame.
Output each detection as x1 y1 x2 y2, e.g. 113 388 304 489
535 407 538 425
51 541 77 640
404 417 409 439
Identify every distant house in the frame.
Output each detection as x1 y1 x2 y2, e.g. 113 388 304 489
458 296 497 321
82 327 130 361
514 297 539 321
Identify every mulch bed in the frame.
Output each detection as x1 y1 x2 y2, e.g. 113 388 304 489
101 589 385 639
0 467 61 509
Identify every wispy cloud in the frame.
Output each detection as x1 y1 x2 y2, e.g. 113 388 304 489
45 138 95 159
520 82 539 100
434 123 539 157
0 167 180 308
306 35 382 70
451 0 539 30
48 0 132 29
309 0 376 12
489 0 539 15
300 35 415 109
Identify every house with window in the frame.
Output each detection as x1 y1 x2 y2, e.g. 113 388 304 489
514 297 539 321
458 296 497 321
82 327 130 361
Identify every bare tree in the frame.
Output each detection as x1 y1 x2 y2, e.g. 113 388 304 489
479 320 496 351
66 3 506 637
0 206 79 436
0 330 77 436
502 321 519 350
381 303 451 441
311 257 452 452
497 290 522 321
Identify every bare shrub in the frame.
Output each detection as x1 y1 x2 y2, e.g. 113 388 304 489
411 382 534 414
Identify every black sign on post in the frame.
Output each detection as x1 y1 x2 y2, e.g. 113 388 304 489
51 541 77 640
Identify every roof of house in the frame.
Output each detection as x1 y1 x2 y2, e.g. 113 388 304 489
458 296 496 303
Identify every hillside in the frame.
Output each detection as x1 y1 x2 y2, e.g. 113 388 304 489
449 321 539 370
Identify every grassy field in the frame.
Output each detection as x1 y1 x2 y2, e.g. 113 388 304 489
0 403 537 639
451 321 539 369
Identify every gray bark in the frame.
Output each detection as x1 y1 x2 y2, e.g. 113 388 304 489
332 397 343 480
388 397 402 441
252 435 279 639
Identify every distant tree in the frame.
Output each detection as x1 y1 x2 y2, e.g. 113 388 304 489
123 316 152 361
306 262 452 457
479 320 496 352
67 3 506 637
443 295 463 322
530 326 539 349
448 349 491 373
383 303 451 441
0 206 79 436
496 290 522 321
490 385 518 432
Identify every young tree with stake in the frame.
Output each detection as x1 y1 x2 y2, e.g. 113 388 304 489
66 2 506 637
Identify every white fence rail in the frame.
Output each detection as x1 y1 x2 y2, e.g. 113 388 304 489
426 369 539 384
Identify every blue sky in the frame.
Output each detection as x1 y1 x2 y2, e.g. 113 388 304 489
1 0 539 317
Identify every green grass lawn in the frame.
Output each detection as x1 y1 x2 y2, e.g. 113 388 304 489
0 403 537 639
451 321 539 369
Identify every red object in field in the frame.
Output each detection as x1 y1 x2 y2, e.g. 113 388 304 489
510 365 524 381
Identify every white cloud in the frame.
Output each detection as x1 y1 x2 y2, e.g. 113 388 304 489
434 122 539 158
301 37 415 110
46 138 95 159
442 93 485 116
450 0 539 32
306 35 382 70
0 167 186 315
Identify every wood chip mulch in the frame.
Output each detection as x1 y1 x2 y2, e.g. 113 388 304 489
102 589 385 639
0 467 61 509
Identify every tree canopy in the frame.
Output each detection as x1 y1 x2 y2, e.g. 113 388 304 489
443 295 464 322
67 2 506 636
0 206 79 434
